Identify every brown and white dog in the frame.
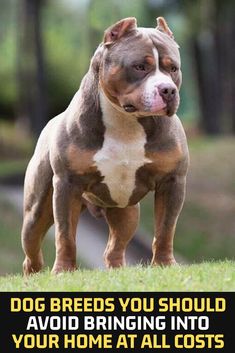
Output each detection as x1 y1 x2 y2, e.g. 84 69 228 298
21 17 189 275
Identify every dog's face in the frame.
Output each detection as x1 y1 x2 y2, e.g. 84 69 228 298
97 17 181 117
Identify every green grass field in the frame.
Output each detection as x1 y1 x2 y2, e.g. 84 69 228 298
0 260 234 292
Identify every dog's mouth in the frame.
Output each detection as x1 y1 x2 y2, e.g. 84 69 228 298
123 104 137 113
122 103 169 117
122 99 179 117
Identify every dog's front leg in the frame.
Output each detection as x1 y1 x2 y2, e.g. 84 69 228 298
52 175 82 274
104 204 140 268
151 175 186 266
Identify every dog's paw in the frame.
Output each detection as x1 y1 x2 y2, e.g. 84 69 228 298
104 252 126 268
151 256 177 267
23 256 44 276
51 261 77 275
105 260 126 269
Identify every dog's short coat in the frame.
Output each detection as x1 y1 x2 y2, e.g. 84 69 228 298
21 17 189 275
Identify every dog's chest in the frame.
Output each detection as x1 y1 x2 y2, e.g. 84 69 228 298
93 100 150 207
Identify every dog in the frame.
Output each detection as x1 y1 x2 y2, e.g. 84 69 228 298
21 17 189 275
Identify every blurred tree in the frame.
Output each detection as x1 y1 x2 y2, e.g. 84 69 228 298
0 0 17 119
17 0 48 137
181 0 235 134
87 0 122 55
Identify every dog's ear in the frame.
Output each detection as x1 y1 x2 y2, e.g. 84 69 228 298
156 17 174 39
90 44 103 74
103 17 137 45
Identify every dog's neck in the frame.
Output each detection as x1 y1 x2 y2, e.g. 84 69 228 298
99 89 143 133
99 89 148 143
67 66 146 146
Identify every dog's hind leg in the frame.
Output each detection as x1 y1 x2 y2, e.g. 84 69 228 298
103 204 140 268
21 155 54 275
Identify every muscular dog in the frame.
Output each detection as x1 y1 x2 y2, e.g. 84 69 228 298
21 17 189 275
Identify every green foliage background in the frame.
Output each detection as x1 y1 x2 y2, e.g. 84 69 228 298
0 0 198 122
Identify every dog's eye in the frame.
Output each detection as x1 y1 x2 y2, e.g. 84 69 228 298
134 64 146 71
171 66 178 73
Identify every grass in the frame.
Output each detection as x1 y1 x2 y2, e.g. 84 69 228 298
0 260 234 292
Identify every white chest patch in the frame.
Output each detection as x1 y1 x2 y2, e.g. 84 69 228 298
93 92 151 207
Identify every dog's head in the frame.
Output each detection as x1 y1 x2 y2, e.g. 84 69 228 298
93 17 181 117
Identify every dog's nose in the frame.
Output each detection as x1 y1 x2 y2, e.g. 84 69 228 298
159 83 176 102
